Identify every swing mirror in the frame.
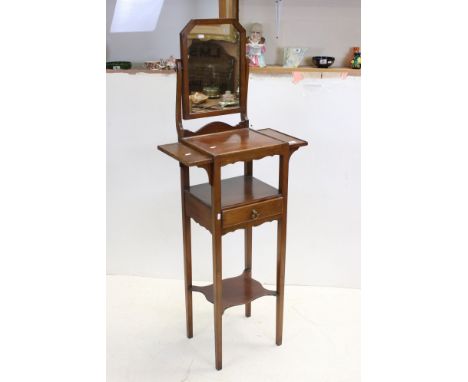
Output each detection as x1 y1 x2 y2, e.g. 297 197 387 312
180 19 246 119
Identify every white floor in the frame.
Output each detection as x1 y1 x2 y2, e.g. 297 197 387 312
107 276 360 382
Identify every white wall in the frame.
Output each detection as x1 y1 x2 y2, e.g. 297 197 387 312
106 0 218 62
106 0 360 66
107 72 360 288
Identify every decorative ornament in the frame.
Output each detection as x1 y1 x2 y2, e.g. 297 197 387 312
246 23 266 68
351 47 361 69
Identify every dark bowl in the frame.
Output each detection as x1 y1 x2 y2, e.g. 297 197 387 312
106 61 132 70
312 56 335 68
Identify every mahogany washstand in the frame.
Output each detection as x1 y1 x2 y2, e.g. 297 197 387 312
158 18 307 370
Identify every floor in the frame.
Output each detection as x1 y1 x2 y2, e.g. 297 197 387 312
107 276 360 382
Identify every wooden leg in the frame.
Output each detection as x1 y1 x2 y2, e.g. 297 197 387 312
180 165 193 338
276 218 287 346
244 160 253 317
276 151 289 346
211 161 223 370
244 227 252 317
212 229 223 370
182 215 193 338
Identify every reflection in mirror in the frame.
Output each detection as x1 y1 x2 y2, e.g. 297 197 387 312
187 24 240 115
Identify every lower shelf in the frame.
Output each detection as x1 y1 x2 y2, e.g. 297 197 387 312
191 271 277 312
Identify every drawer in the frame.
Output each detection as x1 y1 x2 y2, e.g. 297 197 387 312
222 197 283 230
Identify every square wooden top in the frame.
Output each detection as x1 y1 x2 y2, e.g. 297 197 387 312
158 128 307 166
182 128 285 157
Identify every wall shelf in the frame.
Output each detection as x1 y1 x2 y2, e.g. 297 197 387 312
106 66 361 76
250 65 361 76
106 68 175 74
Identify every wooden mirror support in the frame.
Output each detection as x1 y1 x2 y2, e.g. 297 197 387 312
158 18 308 370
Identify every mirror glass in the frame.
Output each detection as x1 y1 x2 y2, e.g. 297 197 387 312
185 23 241 116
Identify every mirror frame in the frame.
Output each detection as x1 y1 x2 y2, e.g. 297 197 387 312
180 18 247 120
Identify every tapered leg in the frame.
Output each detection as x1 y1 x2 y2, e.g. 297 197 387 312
212 229 223 370
182 215 193 338
244 227 252 317
244 160 253 318
276 218 287 345
180 165 193 338
211 161 223 370
276 150 289 346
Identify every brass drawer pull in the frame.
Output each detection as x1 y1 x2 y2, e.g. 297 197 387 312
251 209 260 219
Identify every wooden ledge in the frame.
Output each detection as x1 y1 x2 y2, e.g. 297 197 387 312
157 142 212 167
256 128 308 151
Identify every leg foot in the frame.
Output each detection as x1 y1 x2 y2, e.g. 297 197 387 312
245 302 251 317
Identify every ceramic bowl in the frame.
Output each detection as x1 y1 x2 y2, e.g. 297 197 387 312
312 56 335 68
203 86 220 98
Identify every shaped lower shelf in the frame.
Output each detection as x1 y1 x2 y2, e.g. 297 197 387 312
191 271 277 312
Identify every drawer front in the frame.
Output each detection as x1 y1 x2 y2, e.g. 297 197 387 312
222 197 283 229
